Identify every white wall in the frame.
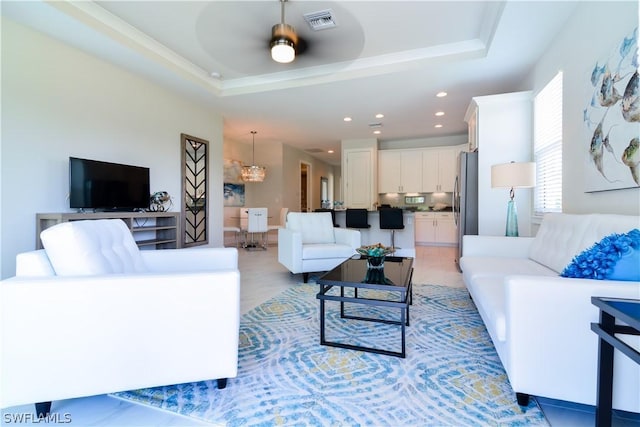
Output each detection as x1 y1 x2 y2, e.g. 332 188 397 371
524 1 640 215
1 18 224 278
282 143 335 213
471 91 534 236
250 141 285 215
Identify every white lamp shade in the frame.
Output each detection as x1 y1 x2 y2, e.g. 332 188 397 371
491 162 536 188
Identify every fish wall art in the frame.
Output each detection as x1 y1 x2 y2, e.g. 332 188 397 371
584 26 640 192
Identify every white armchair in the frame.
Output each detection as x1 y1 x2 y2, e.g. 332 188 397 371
278 212 361 283
1 219 240 414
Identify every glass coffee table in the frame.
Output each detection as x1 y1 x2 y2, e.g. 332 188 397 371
316 255 414 358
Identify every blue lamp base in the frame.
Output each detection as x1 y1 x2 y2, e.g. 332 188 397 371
505 199 519 237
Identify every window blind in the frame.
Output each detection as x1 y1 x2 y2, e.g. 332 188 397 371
534 72 563 214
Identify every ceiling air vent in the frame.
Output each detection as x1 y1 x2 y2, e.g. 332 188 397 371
303 9 337 31
305 148 324 153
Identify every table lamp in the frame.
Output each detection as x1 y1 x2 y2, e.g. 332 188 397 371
491 161 536 237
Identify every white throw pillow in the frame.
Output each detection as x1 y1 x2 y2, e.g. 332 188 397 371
41 219 147 276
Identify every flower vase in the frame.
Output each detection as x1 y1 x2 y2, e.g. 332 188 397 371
364 256 386 284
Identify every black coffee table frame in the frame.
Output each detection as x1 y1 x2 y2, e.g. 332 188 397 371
316 256 414 358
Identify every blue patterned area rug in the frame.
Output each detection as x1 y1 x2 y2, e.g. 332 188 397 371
112 284 549 426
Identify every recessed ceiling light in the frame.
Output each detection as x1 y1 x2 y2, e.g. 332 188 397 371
436 91 447 98
434 124 443 128
375 113 384 118
210 71 222 79
328 150 334 154
343 117 352 122
435 111 445 116
373 130 382 135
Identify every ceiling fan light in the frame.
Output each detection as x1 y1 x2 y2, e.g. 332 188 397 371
271 40 295 63
270 23 297 63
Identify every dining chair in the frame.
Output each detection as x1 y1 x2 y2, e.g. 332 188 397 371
267 207 289 246
223 208 243 248
223 225 242 248
245 207 268 250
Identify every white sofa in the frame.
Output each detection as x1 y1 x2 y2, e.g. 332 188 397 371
1 219 240 412
460 213 640 412
278 212 361 282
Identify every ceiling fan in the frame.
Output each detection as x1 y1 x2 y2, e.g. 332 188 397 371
270 0 301 63
192 0 363 76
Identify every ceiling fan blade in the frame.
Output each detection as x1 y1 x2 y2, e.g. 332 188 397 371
295 36 309 56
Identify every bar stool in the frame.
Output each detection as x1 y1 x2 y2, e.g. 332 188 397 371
379 208 404 253
346 208 370 229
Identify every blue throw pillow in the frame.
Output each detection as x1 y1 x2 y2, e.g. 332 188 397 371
561 229 640 281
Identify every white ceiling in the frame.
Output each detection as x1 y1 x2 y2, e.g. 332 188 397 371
2 1 579 165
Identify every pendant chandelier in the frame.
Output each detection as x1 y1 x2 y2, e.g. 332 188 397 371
241 131 266 183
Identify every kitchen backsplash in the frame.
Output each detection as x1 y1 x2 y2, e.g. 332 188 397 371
378 192 453 211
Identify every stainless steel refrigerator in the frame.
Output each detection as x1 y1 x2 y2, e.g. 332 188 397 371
453 151 478 270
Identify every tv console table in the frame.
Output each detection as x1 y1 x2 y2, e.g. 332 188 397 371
36 212 181 250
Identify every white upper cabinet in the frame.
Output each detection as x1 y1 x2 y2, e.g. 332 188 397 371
421 147 459 193
438 148 458 193
344 148 376 209
467 108 478 152
378 151 401 193
378 150 422 193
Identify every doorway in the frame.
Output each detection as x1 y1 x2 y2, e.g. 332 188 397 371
300 161 311 212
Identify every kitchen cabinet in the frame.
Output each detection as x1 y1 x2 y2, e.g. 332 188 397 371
415 212 456 245
467 108 478 152
421 147 459 193
344 147 376 209
378 150 422 193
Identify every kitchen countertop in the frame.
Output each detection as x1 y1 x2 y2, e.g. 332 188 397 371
333 208 453 213
332 210 416 258
334 210 416 214
412 208 453 213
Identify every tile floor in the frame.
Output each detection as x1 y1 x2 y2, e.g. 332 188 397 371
2 245 638 426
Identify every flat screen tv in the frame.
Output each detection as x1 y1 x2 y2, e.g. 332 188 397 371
69 157 150 211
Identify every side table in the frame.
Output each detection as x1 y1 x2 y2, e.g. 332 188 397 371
590 297 640 427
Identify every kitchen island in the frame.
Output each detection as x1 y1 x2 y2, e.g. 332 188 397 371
334 210 415 258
